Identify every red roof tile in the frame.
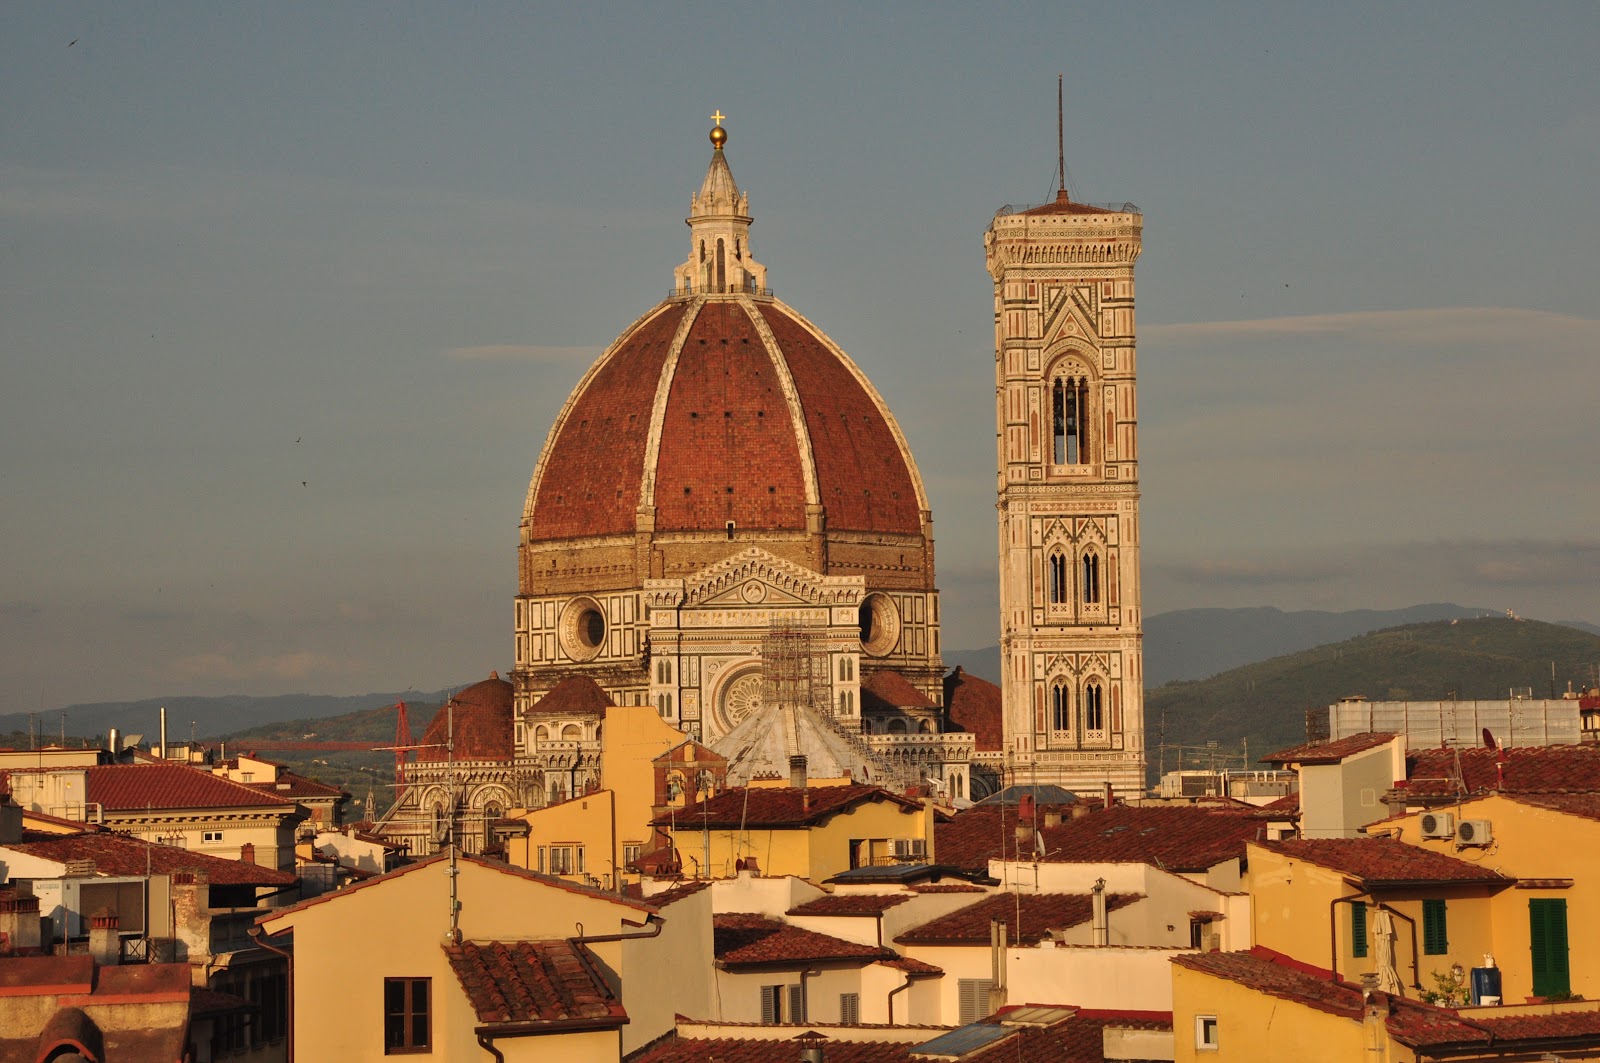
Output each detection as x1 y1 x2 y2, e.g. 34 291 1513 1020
1258 837 1511 888
245 770 346 800
936 803 1261 873
859 671 935 712
655 785 922 830
1402 745 1600 797
713 914 889 968
4 829 297 886
1507 792 1600 821
944 667 1002 752
787 894 911 917
647 879 712 907
445 939 627 1028
528 675 614 718
1262 732 1398 765
1019 192 1129 217
895 891 1141 947
83 763 299 812
876 955 942 976
417 675 514 762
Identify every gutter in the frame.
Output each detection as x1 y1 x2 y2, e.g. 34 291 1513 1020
246 925 294 1063
887 971 913 1025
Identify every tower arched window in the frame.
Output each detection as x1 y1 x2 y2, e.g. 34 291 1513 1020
1052 374 1090 465
1051 683 1070 732
716 238 726 292
1047 551 1068 604
1084 682 1104 732
1082 552 1101 606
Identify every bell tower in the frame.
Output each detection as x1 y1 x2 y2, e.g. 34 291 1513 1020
984 106 1145 796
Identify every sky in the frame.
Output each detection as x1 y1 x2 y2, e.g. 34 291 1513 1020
3 3 1598 714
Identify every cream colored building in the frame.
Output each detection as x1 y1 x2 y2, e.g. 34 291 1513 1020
984 174 1146 796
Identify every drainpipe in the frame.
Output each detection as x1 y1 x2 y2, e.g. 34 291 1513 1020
247 925 294 1063
887 972 913 1024
476 1032 505 1062
798 966 817 1023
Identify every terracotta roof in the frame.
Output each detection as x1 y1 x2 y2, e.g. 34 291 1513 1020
525 297 925 542
445 940 627 1029
3 829 298 885
1018 192 1129 216
654 784 922 830
83 763 300 812
787 894 911 917
909 883 988 894
1256 793 1301 814
895 891 1141 947
859 670 936 712
936 803 1261 873
876 955 942 976
245 770 346 799
1506 792 1600 821
1258 837 1512 888
417 674 514 763
190 986 254 1016
1174 947 1600 1052
0 954 94 992
647 879 712 907
1262 732 1398 765
713 914 889 968
631 1012 1162 1063
944 667 1002 752
527 675 614 718
1401 745 1600 797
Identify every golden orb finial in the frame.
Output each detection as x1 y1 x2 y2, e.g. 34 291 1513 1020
709 110 728 148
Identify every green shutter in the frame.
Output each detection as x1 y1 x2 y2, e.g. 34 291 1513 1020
1351 903 1368 958
1423 899 1448 955
1530 899 1571 997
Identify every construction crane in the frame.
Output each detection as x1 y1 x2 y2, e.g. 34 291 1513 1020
387 700 415 800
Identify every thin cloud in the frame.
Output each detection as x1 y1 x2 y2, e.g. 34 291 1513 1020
170 651 364 682
1144 307 1600 346
445 344 601 363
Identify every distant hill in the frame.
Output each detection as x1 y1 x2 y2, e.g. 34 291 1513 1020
1146 616 1600 775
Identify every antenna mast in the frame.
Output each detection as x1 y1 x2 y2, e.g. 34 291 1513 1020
1057 74 1066 196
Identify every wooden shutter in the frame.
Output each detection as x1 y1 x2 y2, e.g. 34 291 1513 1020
958 979 994 1024
1530 899 1571 997
839 992 860 1024
760 984 781 1024
1351 903 1367 958
1422 899 1448 955
788 984 806 1024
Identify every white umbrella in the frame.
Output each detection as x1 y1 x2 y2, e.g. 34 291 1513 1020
1371 908 1403 996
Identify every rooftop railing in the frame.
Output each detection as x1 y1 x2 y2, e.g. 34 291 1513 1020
994 202 1140 218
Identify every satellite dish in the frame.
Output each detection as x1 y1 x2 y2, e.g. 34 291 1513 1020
1482 728 1497 750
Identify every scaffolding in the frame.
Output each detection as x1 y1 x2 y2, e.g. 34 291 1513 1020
760 621 832 732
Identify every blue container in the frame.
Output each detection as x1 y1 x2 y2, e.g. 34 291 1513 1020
1471 966 1502 1005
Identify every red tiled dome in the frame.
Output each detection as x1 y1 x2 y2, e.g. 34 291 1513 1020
417 674 514 763
523 295 926 543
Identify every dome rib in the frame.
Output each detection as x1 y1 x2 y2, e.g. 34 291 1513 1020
636 299 705 511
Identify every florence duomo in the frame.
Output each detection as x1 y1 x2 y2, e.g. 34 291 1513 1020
376 110 1146 851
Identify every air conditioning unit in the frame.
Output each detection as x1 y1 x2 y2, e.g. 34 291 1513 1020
1419 812 1455 839
1456 819 1494 847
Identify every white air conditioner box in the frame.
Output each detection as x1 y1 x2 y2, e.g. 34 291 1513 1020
1456 819 1494 847
1419 812 1455 839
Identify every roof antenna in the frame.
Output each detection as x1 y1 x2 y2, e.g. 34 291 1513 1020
1057 74 1067 200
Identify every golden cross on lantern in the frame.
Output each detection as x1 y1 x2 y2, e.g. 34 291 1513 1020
710 110 726 128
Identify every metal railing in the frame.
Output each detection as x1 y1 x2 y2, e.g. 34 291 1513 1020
994 201 1140 217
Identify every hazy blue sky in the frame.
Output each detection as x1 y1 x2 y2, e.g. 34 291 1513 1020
4 3 1598 713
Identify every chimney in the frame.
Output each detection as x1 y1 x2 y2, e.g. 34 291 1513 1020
1102 781 1115 810
801 790 812 814
0 889 43 953
1071 803 1091 820
89 908 121 966
159 707 168 761
108 728 120 756
0 798 21 845
789 755 808 789
239 842 257 865
1091 878 1109 946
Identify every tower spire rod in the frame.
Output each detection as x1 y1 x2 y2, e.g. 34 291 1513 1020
1057 74 1066 197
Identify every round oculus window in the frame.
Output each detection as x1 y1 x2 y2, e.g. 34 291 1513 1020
858 593 901 657
558 597 607 661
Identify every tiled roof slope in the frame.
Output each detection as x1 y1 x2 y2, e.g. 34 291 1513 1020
654 785 921 830
528 674 614 718
1402 745 1600 797
417 674 514 763
895 891 1141 947
1262 732 1398 765
1259 837 1511 887
787 894 911 917
936 803 1261 873
4 829 297 886
85 763 298 811
859 670 935 712
1175 947 1600 1052
1019 192 1128 216
1508 792 1600 821
445 940 627 1027
944 667 1002 751
713 914 889 968
245 770 345 799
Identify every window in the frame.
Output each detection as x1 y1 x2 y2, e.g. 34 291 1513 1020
958 979 994 1024
1052 375 1089 464
202 830 223 843
1195 1015 1219 1051
839 991 860 1024
1050 683 1070 732
1189 918 1205 950
1082 552 1101 605
1529 898 1571 997
760 984 784 1024
1351 903 1368 958
1422 899 1448 955
1047 551 1067 604
548 846 574 875
384 978 430 1054
623 843 642 867
1084 682 1104 732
